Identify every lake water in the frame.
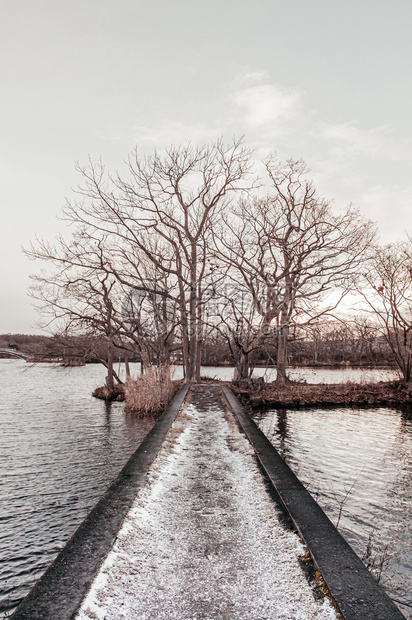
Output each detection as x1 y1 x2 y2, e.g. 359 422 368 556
0 360 157 617
195 364 399 384
0 360 408 617
252 406 412 619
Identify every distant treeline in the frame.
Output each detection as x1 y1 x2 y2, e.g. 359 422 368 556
0 333 130 363
0 326 396 368
0 333 52 356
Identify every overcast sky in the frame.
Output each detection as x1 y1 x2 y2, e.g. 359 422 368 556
1 0 411 333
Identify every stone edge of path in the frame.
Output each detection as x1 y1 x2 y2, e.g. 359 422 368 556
221 385 406 620
10 383 190 620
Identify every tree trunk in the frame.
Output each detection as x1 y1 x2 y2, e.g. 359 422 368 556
234 350 249 381
179 297 190 383
194 294 203 382
404 352 411 383
195 335 202 382
106 338 114 391
124 355 131 378
276 324 289 385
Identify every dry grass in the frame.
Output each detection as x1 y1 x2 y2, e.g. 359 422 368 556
232 380 412 408
124 365 179 415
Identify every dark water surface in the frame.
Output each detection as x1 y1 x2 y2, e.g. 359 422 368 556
0 361 408 618
252 405 412 619
0 360 157 617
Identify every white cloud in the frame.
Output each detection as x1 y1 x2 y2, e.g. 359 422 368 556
228 72 302 131
119 70 412 247
233 84 300 129
317 121 412 165
357 184 412 242
126 72 305 155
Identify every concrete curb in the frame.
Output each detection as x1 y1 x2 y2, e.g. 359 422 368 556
10 383 190 620
221 385 405 620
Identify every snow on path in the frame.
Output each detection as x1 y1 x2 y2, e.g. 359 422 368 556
76 385 338 620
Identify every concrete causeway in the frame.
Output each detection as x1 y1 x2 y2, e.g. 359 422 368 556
11 383 405 620
75 385 337 620
222 386 405 620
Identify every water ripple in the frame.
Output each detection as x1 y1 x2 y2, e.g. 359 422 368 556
253 405 412 618
0 360 156 618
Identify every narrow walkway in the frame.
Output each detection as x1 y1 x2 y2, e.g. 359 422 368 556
76 386 337 620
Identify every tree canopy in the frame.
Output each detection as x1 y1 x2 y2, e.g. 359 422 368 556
26 139 379 386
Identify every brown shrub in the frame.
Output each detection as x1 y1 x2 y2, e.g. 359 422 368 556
124 365 177 415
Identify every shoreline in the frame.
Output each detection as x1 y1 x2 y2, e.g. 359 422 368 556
93 376 412 407
231 379 412 408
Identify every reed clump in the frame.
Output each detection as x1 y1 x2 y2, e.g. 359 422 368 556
124 365 178 415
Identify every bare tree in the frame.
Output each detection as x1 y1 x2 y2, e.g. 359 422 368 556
27 143 378 390
360 241 412 382
219 157 376 383
212 279 259 380
115 246 179 376
62 138 254 382
209 275 276 380
25 232 126 391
